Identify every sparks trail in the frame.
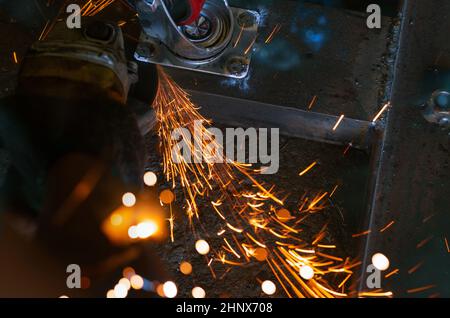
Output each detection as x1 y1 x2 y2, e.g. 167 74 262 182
39 20 51 40
30 0 390 298
372 102 391 122
245 36 258 55
299 161 318 177
332 115 345 131
416 235 434 249
408 261 424 275
233 25 244 48
308 95 318 110
407 284 436 294
352 229 371 238
81 0 116 16
380 220 395 233
152 68 364 298
12 52 19 64
31 0 112 43
265 24 282 44
445 237 450 253
358 291 393 298
342 143 352 156
385 268 399 278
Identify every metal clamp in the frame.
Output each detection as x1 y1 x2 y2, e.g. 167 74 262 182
133 0 259 78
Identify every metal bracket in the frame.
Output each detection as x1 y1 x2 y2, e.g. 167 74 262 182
134 1 259 79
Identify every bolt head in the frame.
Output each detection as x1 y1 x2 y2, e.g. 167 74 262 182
439 117 450 127
226 57 249 76
434 91 450 110
237 12 257 28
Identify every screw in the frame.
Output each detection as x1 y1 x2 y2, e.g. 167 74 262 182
226 56 249 77
137 42 157 58
439 117 450 128
434 91 450 110
237 11 257 28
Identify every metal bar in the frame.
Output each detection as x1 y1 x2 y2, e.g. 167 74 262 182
187 89 374 150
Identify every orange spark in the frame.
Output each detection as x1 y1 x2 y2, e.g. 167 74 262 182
299 161 318 176
12 52 18 64
312 230 327 245
329 184 339 197
407 285 436 294
308 192 328 211
223 238 241 259
308 95 318 110
338 273 352 288
372 102 391 122
316 252 343 262
380 220 395 233
168 204 175 242
226 223 243 234
317 244 336 249
82 0 116 16
332 115 345 131
416 235 433 249
408 261 424 275
343 143 353 156
244 36 258 55
233 25 244 48
352 230 371 238
385 268 399 278
246 233 266 248
358 291 393 297
265 24 282 44
39 20 51 41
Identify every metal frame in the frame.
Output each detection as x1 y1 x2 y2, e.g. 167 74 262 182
183 0 450 296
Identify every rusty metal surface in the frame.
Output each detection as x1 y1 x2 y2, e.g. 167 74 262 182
144 130 369 298
168 0 395 120
359 0 450 297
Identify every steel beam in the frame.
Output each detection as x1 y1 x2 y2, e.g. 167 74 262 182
188 89 374 150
